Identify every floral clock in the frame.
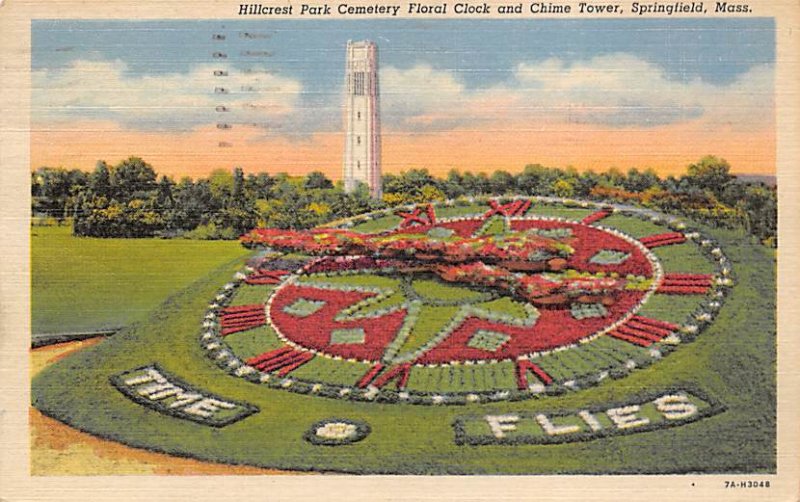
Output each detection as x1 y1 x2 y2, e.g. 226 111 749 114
200 198 733 405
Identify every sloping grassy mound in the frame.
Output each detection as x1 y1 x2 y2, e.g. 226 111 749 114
31 210 775 474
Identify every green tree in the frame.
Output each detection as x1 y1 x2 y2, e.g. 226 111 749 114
739 184 777 244
594 167 626 189
231 167 246 206
383 169 436 197
516 164 557 195
246 172 274 198
31 167 86 221
110 157 157 200
685 156 734 196
171 179 217 231
89 161 112 198
419 184 446 202
622 168 660 192
574 170 600 197
208 168 234 202
156 176 175 209
442 169 465 198
489 170 514 195
303 171 334 190
552 178 575 198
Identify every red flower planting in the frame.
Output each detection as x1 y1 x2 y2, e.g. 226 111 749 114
510 219 652 277
657 273 713 295
397 204 436 228
220 304 266 336
639 232 686 249
368 363 412 389
515 360 553 389
245 269 291 285
414 290 644 364
483 199 531 218
607 315 678 347
580 209 613 225
269 284 409 361
436 261 627 306
246 347 315 376
242 226 573 265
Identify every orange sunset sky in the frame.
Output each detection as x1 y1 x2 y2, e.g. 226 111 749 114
30 119 775 180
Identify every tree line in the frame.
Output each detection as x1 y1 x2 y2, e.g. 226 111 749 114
31 155 777 246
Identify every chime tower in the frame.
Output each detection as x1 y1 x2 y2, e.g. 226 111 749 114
343 40 382 199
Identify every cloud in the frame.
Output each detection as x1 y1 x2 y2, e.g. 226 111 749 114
32 59 303 130
380 64 469 129
379 54 773 131
32 53 773 137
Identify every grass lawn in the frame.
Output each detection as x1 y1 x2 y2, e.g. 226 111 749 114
31 226 250 334
598 214 666 237
527 205 594 220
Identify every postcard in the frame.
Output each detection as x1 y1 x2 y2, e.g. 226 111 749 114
1 0 798 500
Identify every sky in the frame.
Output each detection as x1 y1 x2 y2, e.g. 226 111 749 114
31 18 776 178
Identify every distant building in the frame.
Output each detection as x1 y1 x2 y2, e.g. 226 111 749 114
343 40 382 199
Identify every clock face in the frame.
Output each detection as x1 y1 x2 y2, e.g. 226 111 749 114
206 200 728 405
267 219 658 365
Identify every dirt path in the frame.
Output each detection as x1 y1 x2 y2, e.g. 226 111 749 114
30 338 303 475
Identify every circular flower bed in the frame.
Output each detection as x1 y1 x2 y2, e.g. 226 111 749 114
200 197 733 405
303 418 371 446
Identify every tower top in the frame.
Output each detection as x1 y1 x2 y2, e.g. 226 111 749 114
346 40 378 65
347 40 377 48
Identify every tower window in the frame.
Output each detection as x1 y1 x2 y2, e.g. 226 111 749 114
357 161 361 170
357 111 361 120
357 136 361 145
353 72 365 95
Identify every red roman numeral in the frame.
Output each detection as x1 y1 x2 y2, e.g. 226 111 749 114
515 359 553 390
356 363 411 389
639 232 686 248
245 269 290 285
220 304 266 336
246 346 314 376
608 315 678 347
484 199 531 218
580 209 613 225
657 273 713 295
397 204 436 228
